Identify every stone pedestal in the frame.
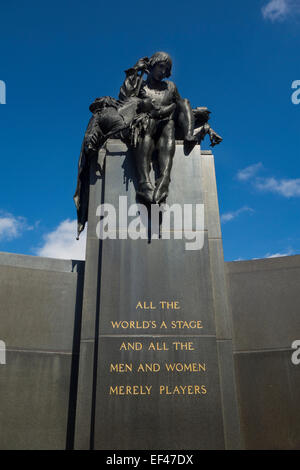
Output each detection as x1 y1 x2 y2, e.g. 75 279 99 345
74 140 242 449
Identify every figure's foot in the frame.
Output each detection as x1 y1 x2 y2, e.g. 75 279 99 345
183 134 198 155
153 176 170 204
136 181 155 204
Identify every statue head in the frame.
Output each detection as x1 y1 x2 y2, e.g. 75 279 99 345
148 51 172 79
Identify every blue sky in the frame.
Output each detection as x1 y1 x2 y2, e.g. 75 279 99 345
0 0 300 261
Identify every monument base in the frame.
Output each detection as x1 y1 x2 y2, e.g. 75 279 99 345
74 140 242 450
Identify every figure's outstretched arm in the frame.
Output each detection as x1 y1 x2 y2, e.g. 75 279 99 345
208 127 223 147
193 107 223 147
193 121 223 147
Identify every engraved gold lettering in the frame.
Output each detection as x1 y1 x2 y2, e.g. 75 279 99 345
159 301 180 309
137 363 160 372
109 385 152 395
172 341 195 351
110 363 133 373
119 342 143 351
148 342 169 351
165 363 206 372
159 385 207 395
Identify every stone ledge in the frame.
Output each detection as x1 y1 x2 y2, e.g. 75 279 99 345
105 138 213 156
226 254 300 274
0 251 83 273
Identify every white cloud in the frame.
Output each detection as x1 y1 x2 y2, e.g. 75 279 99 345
234 251 295 261
255 176 300 197
36 219 86 260
236 163 263 181
0 213 33 241
262 0 300 21
221 206 254 224
237 163 300 198
262 0 289 21
265 249 294 257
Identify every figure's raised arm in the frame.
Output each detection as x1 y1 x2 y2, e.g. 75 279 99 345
119 57 149 101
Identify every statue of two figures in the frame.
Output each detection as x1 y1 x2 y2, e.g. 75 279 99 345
74 52 222 238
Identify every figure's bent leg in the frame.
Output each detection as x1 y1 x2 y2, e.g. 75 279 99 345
134 119 156 203
176 98 197 142
153 120 176 204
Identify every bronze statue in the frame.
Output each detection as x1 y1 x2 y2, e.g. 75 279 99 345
119 52 198 204
74 52 222 237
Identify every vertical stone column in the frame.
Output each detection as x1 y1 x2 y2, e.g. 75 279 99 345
74 149 105 449
74 140 242 449
201 151 243 449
